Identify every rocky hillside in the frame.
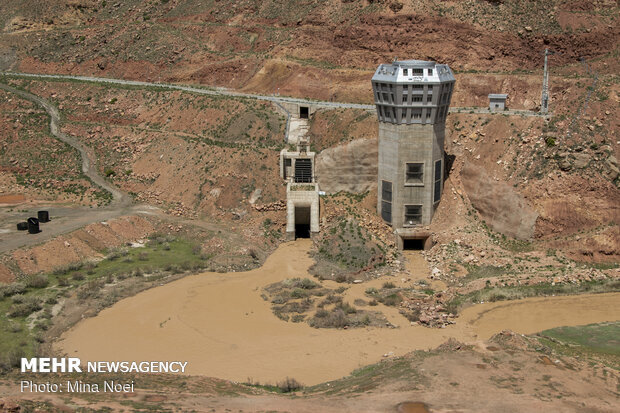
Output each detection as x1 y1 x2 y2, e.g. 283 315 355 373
0 0 618 101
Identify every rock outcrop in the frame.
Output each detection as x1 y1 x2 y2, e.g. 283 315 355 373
461 162 538 240
316 138 378 194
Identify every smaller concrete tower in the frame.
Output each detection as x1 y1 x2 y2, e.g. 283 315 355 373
372 60 455 247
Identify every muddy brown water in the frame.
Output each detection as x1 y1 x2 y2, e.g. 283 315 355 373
56 240 620 386
397 402 430 413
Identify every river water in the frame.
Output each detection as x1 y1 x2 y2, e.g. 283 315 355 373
56 240 620 385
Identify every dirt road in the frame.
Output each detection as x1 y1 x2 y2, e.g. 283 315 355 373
0 83 141 253
0 83 129 205
1 72 546 117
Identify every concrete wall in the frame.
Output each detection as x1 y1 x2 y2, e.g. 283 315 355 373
489 98 506 111
286 183 320 239
377 123 444 228
280 150 316 181
279 102 321 119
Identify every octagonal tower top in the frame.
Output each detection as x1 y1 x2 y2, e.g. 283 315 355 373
372 60 455 125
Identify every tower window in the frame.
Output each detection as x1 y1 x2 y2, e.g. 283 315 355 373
426 95 432 103
412 68 423 75
434 159 442 203
412 96 422 102
412 85 424 90
403 68 408 76
412 109 422 119
404 205 422 226
405 162 423 184
381 180 392 223
428 68 433 76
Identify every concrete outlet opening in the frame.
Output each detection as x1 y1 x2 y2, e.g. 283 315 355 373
403 238 427 250
295 206 311 238
397 232 432 250
300 106 309 119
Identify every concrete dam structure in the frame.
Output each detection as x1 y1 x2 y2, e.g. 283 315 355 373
280 139 320 240
372 59 455 248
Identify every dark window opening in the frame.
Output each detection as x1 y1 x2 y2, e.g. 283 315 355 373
406 163 423 184
295 206 311 239
403 68 408 76
381 180 392 223
428 68 433 76
434 159 442 203
381 180 392 201
300 106 309 119
412 68 424 75
284 157 292 179
412 96 422 102
381 201 392 223
404 205 422 226
295 224 310 238
403 238 426 250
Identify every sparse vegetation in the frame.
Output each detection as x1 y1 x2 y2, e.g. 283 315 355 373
0 235 208 372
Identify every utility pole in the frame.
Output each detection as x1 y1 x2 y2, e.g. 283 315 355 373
541 48 554 114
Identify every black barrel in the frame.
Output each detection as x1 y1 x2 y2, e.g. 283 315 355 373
17 222 28 231
27 217 40 234
37 210 50 223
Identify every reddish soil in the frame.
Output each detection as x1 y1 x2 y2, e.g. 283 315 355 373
9 215 154 276
0 194 25 205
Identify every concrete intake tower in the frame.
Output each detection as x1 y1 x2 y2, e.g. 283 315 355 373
372 60 455 248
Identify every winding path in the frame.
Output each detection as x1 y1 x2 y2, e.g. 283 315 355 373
0 83 130 206
0 71 545 252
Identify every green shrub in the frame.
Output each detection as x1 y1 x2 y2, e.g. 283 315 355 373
380 293 402 307
314 309 329 318
0 283 26 298
8 296 42 317
11 294 24 304
338 302 357 314
0 348 25 371
290 288 308 299
309 308 348 328
277 377 302 393
297 278 319 289
25 275 49 289
365 287 378 295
